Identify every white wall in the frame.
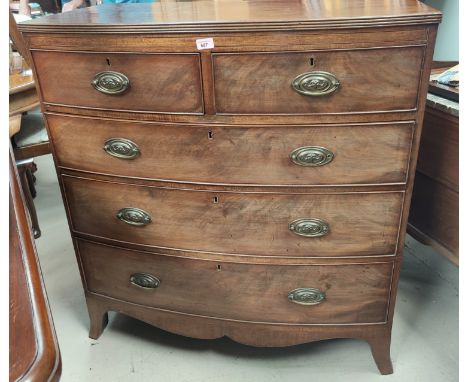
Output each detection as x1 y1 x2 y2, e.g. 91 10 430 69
424 0 459 61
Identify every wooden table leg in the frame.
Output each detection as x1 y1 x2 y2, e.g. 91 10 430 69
16 159 41 239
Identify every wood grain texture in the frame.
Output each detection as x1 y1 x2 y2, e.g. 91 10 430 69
9 88 40 117
368 334 393 374
213 47 424 114
9 115 22 138
17 1 441 33
408 104 458 263
9 71 35 95
9 197 37 381
409 171 458 260
77 239 393 325
384 25 438 334
60 167 406 194
74 238 400 266
85 290 394 374
84 289 392 345
19 1 441 375
47 114 414 186
62 175 403 257
23 27 428 53
415 106 458 191
42 103 419 125
14 141 51 161
32 51 203 114
9 148 61 382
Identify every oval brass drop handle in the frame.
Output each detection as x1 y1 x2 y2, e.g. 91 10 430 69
288 288 326 305
116 207 151 226
92 71 130 95
290 146 334 167
130 273 160 289
104 138 140 160
291 71 340 96
289 218 329 238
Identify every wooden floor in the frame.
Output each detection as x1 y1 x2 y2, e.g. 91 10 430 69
33 154 458 381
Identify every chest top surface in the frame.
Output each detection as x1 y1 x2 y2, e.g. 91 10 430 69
18 0 441 33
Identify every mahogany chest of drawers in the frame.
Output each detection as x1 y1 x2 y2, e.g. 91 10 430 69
19 0 441 374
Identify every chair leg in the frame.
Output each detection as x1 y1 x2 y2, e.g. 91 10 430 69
25 165 37 198
17 162 41 239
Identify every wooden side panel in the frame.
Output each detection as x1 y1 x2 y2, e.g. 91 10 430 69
9 195 37 381
32 51 203 114
63 175 403 257
78 239 393 324
9 149 61 382
213 46 424 114
409 172 458 257
47 114 414 186
416 106 458 190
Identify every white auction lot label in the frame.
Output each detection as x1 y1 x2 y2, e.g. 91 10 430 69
196 38 215 50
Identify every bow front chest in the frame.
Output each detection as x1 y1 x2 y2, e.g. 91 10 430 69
19 0 441 374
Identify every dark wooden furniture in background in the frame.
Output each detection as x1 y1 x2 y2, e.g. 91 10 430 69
9 68 39 117
427 61 459 101
19 0 441 375
9 147 61 382
408 64 459 265
10 11 51 238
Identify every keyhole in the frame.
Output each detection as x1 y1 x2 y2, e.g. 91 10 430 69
217 264 221 271
213 196 219 203
106 58 111 66
208 130 213 139
310 57 315 66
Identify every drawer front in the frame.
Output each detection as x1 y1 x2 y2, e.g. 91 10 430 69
48 114 413 186
64 176 403 257
78 240 393 324
213 46 424 114
33 51 203 114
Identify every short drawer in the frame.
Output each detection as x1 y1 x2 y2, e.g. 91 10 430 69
213 46 424 114
64 175 403 257
48 114 414 186
78 239 393 325
33 51 203 114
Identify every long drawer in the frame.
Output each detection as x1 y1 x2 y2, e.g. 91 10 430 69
47 114 414 186
213 46 424 114
63 175 403 257
78 239 393 325
33 51 203 114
